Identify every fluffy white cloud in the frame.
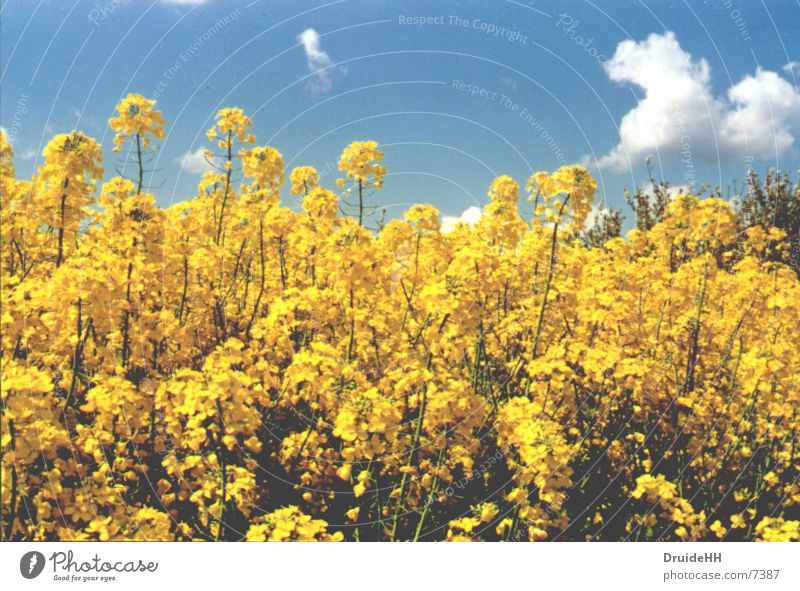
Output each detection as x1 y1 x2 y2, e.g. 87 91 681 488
297 28 339 93
441 206 482 233
178 148 212 174
597 32 800 171
721 68 800 157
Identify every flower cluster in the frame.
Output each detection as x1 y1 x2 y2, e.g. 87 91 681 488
336 140 386 190
108 93 165 152
1 97 798 541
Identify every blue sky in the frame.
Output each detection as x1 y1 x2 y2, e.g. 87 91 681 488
2 0 799 226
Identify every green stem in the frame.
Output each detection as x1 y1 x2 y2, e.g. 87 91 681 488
135 133 144 194
390 360 430 541
215 131 233 245
357 179 364 226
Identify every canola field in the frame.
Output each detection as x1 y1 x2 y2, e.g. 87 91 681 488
1 95 798 541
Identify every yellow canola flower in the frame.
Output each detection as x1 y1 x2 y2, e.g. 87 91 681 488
3 93 799 543
109 93 165 151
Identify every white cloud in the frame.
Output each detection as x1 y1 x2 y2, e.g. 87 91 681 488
19 148 37 161
667 183 692 196
783 61 799 75
297 28 340 93
641 182 693 196
441 206 482 233
721 68 800 156
0 126 8 140
178 148 212 174
501 76 518 91
584 183 692 232
596 32 800 172
582 204 611 231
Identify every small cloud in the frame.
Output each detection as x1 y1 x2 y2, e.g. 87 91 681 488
20 148 37 161
783 61 799 75
582 204 610 231
641 182 693 198
500 76 518 91
659 182 691 196
297 28 342 93
0 126 8 140
441 206 482 233
178 147 212 174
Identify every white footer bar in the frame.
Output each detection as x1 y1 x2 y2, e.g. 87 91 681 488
1 542 797 590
